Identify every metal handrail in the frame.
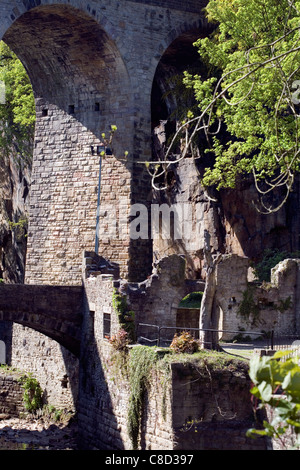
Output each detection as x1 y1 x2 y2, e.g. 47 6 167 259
137 323 272 348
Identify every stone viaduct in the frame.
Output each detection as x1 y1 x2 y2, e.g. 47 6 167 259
0 0 210 287
0 0 218 450
0 0 211 365
0 1 296 450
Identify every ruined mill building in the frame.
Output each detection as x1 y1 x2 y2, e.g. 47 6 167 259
0 0 300 450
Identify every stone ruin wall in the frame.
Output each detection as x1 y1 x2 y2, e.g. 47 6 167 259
78 260 268 450
215 255 300 340
0 372 25 418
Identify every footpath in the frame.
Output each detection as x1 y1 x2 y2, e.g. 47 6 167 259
0 415 78 450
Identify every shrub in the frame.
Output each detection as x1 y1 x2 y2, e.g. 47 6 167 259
109 328 129 351
253 249 300 282
19 373 43 412
170 331 200 354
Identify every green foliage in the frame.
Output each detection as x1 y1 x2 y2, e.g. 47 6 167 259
112 289 135 343
127 346 160 450
0 41 35 165
18 373 43 413
170 331 200 354
247 351 300 448
41 404 75 424
183 0 300 191
253 249 300 282
8 216 28 241
179 292 203 309
238 284 260 326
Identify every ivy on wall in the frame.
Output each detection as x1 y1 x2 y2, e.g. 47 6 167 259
112 288 135 343
127 346 160 450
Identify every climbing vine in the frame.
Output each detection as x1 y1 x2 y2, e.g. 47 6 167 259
127 346 160 450
238 284 260 326
238 283 293 327
112 288 135 343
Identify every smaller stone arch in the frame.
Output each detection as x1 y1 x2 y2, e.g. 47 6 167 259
0 340 6 364
176 291 203 339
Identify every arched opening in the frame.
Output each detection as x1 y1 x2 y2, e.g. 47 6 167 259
151 29 209 156
0 41 34 284
151 28 213 279
10 324 78 410
176 291 203 339
2 4 133 285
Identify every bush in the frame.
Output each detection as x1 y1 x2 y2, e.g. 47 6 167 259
170 331 200 354
109 328 129 351
19 373 43 412
253 249 300 282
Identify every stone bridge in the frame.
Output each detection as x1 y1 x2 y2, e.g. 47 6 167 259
0 0 210 287
0 284 83 357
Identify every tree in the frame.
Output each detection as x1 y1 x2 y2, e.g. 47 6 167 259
146 0 300 213
199 230 222 349
0 41 35 166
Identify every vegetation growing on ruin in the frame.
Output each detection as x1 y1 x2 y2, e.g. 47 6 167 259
127 345 160 450
121 341 248 450
253 249 300 282
112 289 135 343
238 284 261 326
170 331 200 354
18 373 43 413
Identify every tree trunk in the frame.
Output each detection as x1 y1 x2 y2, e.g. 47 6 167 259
199 230 222 349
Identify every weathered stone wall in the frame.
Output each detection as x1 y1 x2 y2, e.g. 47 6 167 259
0 372 25 418
214 255 300 339
82 251 204 344
0 283 82 410
10 327 79 411
78 254 268 450
0 0 209 286
153 158 300 280
171 361 269 450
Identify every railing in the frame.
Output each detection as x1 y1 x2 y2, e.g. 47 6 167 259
136 323 274 349
272 333 300 358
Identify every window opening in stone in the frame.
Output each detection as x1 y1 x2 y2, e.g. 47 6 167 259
103 313 111 339
176 292 203 339
94 102 100 112
42 109 48 117
68 105 75 114
0 340 6 365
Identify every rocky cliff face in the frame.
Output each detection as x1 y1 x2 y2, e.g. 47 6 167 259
152 157 300 280
0 151 30 284
1 146 299 284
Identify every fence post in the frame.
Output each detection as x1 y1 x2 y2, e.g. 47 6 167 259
271 330 274 350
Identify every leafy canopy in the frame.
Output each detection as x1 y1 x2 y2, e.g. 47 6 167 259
176 0 300 210
0 41 35 165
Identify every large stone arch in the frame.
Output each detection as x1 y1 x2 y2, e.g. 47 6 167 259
1 3 146 285
150 19 214 278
